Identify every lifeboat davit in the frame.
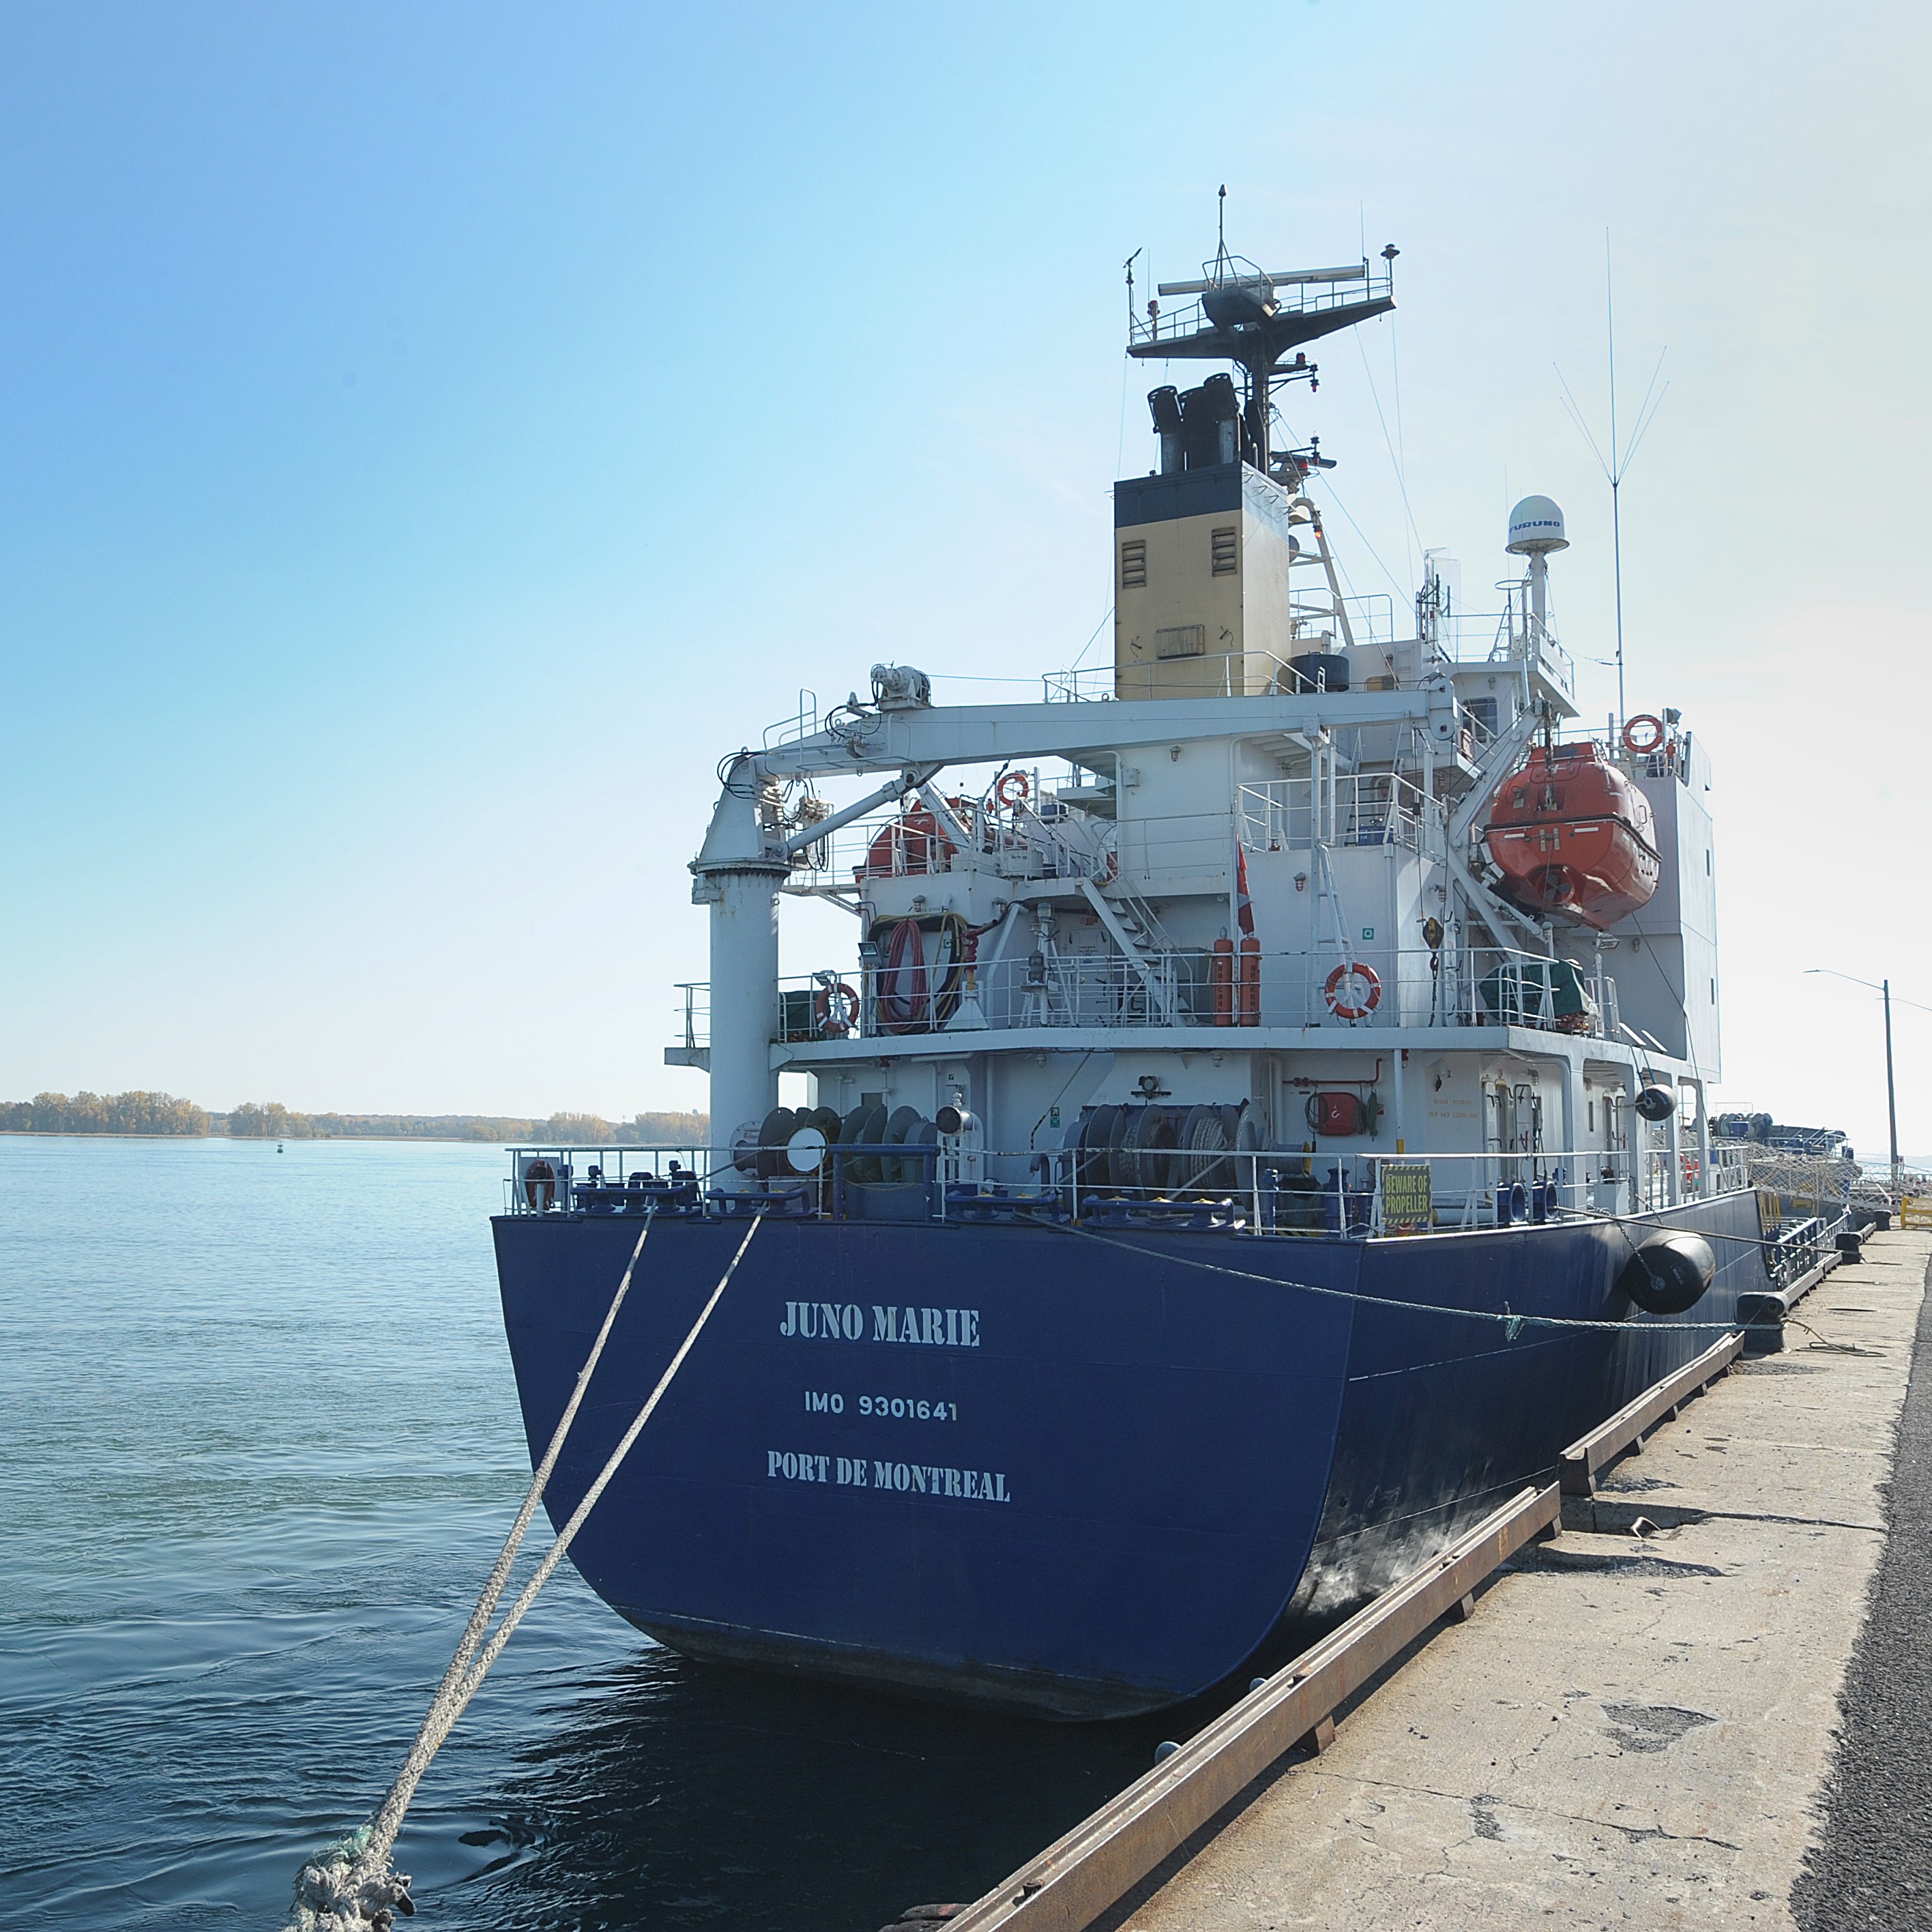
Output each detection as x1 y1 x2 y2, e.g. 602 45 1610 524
1484 741 1660 931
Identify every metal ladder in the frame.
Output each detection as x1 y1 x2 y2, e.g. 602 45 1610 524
1079 879 1177 1023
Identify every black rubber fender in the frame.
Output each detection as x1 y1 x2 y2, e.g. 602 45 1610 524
1618 1231 1716 1315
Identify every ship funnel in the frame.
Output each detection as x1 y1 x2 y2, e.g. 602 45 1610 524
1147 386 1184 475
1180 374 1241 469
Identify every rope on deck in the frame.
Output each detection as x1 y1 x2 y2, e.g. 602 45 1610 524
287 1213 765 1931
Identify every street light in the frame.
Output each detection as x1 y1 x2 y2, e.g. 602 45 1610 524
1804 968 1899 1199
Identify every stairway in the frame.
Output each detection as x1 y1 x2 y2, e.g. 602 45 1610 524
1079 879 1177 1024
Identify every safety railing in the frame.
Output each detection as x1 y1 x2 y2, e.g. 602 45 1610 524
1340 1145 1705 1231
502 1145 713 1216
1110 809 1234 886
1044 644 1395 705
1763 1212 1845 1291
1127 260 1394 352
502 1130 1742 1232
671 982 709 1055
969 950 1182 1031
782 789 1112 894
1238 772 1439 854
761 687 821 750
681 942 1632 1051
776 971 866 1043
1042 664 1113 703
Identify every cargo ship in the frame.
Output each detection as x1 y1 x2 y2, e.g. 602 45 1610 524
493 226 1785 1717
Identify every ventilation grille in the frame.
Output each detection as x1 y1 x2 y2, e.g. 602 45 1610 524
1211 525 1238 576
1119 538 1147 589
1155 624 1206 660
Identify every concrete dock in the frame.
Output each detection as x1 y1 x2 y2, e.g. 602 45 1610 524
1088 1229 1932 1932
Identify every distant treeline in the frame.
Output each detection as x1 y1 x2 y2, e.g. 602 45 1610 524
226 1104 710 1143
1 1091 212 1136
2 1092 709 1145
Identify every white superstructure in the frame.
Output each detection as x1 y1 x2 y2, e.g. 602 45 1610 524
674 242 1725 1231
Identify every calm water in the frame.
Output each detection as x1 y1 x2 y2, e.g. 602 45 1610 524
0 1137 1164 1931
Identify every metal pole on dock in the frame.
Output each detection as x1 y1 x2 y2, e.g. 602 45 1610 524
1884 976 1900 1199
1806 967 1903 1199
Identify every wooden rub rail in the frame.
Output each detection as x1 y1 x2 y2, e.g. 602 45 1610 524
943 1482 1562 1932
1558 1329 1744 1497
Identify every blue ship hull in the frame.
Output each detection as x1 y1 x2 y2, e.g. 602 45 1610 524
493 1195 1767 1717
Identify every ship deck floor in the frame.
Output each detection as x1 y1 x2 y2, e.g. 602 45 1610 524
1081 1227 1932 1932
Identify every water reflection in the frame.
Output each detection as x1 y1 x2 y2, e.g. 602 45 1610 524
452 1645 1171 1932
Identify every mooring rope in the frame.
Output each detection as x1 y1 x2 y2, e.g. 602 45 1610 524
287 1214 765 1931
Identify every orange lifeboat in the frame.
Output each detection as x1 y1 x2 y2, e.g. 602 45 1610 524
1484 741 1660 931
856 798 974 879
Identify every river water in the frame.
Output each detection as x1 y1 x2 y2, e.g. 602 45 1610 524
0 1137 1164 1930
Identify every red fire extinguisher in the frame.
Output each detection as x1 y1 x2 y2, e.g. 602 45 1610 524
1210 934 1235 1027
1237 935 1261 1026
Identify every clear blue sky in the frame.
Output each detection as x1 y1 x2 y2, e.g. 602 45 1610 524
5 2 1927 1156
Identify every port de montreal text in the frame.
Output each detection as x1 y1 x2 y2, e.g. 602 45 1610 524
768 1450 1012 1503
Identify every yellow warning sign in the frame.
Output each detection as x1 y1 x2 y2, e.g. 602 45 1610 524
1381 1163 1433 1234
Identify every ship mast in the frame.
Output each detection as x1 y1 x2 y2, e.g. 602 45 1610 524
1128 192 1398 478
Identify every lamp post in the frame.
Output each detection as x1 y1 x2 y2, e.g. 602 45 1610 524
1804 968 1899 1199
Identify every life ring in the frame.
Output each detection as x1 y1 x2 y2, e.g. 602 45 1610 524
994 770 1030 810
1622 714 1665 755
1323 962 1381 1020
522 1157 556 1211
814 980 860 1038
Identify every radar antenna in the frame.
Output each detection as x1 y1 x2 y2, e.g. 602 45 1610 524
1127 202 1396 476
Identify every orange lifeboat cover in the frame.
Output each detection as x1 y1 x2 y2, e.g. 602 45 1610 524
1484 742 1660 931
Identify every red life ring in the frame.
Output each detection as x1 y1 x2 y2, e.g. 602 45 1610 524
994 770 1030 810
814 980 860 1038
1622 714 1665 755
1324 962 1381 1020
522 1157 556 1210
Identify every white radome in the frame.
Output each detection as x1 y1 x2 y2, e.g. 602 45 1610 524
1506 494 1568 555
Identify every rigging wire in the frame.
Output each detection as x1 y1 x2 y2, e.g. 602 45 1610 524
1390 312 1411 552
1311 471 1409 609
1064 597 1115 673
1553 230 1670 723
1352 327 1422 591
